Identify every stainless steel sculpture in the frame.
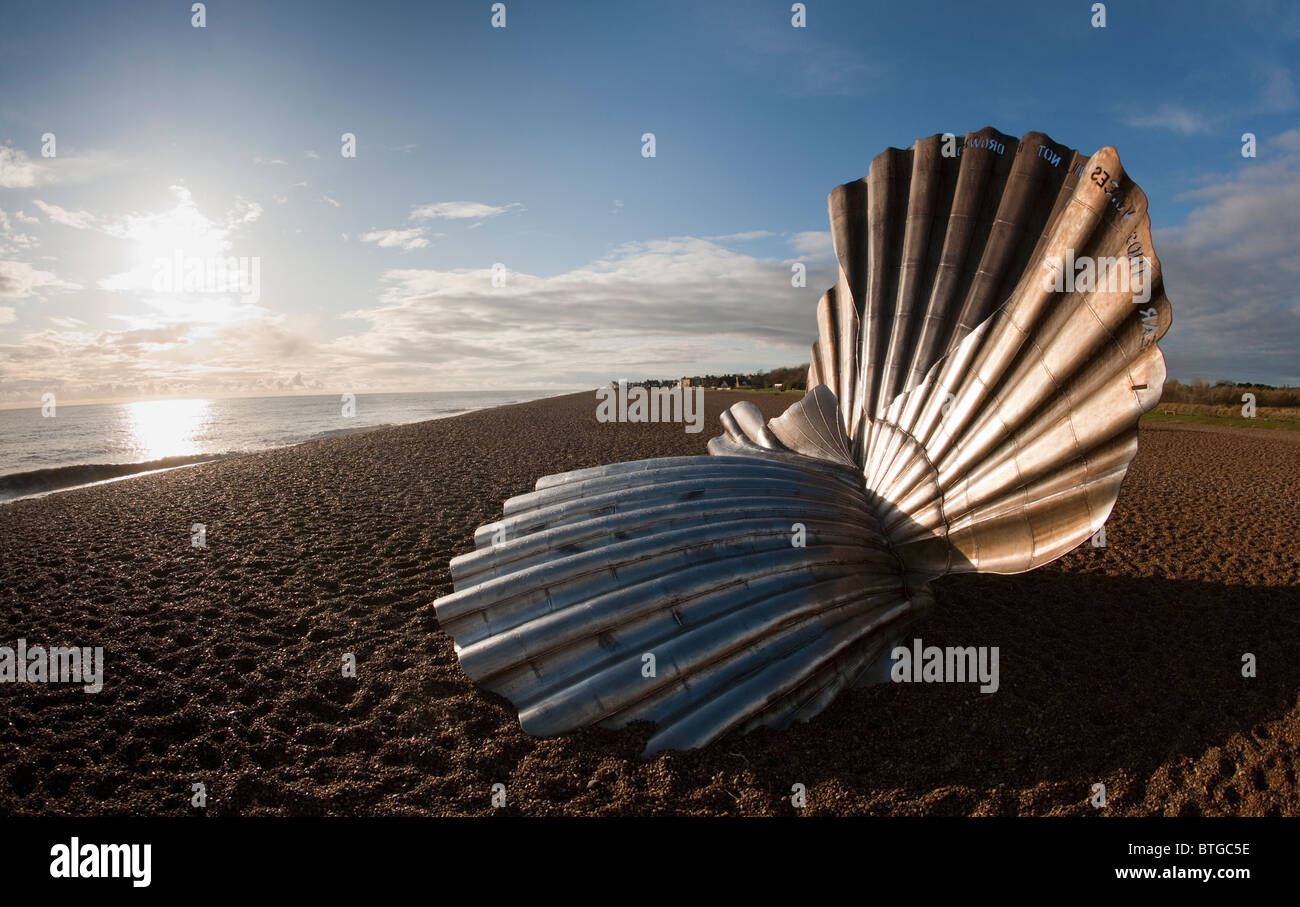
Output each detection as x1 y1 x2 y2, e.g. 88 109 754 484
434 127 1173 755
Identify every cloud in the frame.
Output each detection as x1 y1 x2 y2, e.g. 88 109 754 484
705 230 776 242
1272 125 1300 154
0 144 117 188
359 228 430 251
1125 104 1212 135
95 186 263 298
788 49 891 97
0 233 817 400
1259 64 1299 112
787 231 833 258
1123 69 1296 137
409 201 522 220
0 314 326 404
720 17 892 98
322 194 340 208
1154 127 1300 385
0 260 80 298
253 156 287 166
325 236 825 388
232 199 262 224
32 199 97 229
0 209 39 252
0 306 14 325
0 146 48 188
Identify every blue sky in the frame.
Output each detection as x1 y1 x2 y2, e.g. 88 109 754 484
1 0 1297 404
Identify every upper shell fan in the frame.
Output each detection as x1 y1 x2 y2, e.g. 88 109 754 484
435 127 1173 755
784 127 1172 574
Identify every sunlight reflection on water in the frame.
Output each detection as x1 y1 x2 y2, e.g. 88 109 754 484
124 398 213 460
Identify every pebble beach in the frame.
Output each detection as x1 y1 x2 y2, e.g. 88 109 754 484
1 391 1297 816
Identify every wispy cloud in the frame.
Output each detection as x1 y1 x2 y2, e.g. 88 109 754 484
1124 65 1297 135
1258 63 1299 112
32 200 97 230
0 209 39 252
0 144 117 188
409 201 523 220
1125 103 1212 136
705 230 776 242
360 227 431 251
719 15 892 98
0 260 81 298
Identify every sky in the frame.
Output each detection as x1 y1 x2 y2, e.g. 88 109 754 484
0 0 1297 406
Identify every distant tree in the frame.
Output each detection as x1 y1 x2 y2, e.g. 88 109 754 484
1163 378 1299 407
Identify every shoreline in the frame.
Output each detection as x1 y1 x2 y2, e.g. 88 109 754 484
0 390 589 504
10 389 1293 504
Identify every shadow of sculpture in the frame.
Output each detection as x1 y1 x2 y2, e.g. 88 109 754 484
723 568 1300 814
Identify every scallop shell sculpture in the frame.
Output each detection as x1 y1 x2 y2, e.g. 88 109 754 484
434 127 1173 755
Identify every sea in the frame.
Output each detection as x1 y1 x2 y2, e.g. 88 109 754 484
0 390 578 501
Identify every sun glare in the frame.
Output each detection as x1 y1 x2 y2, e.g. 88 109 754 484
125 398 212 461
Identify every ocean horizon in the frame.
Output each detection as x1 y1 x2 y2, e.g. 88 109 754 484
0 389 582 500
